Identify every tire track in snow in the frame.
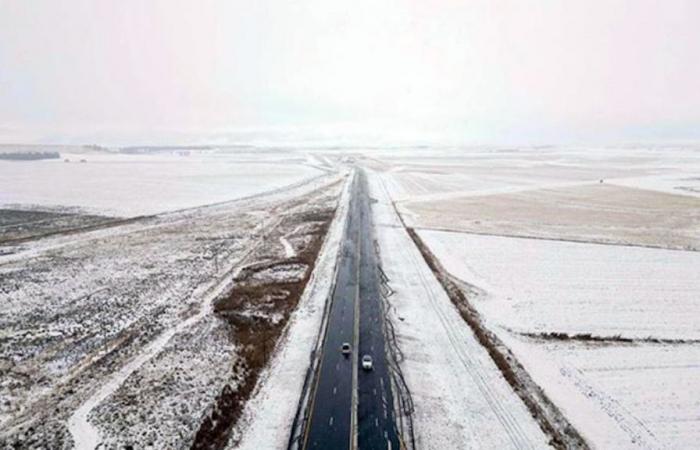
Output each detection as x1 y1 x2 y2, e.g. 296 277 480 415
376 173 538 450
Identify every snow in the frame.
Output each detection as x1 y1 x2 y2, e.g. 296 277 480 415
0 151 323 217
417 230 700 448
502 336 700 449
3 145 699 448
608 174 700 198
248 263 307 284
279 235 297 258
67 223 259 449
91 317 237 448
361 146 700 449
231 170 352 449
418 231 700 340
0 170 344 447
366 170 550 449
368 146 700 250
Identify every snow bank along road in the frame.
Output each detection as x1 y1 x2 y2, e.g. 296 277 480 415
300 169 400 450
367 169 551 449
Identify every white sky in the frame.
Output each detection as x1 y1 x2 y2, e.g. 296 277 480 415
1 0 699 145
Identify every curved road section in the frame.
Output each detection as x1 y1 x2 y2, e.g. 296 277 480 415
302 169 400 450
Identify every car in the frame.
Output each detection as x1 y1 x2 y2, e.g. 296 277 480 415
361 355 373 371
341 342 352 355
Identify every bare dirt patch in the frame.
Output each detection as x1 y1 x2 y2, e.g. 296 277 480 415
190 204 336 449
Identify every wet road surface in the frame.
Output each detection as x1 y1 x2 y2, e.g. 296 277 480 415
303 169 399 449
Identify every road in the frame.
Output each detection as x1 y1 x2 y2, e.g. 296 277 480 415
356 170 401 450
303 169 400 449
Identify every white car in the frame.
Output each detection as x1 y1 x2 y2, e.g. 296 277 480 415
341 342 352 355
361 355 373 371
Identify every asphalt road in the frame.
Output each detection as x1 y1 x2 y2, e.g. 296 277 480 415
356 170 401 450
303 169 399 449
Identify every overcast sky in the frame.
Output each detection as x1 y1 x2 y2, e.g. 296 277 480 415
1 0 699 145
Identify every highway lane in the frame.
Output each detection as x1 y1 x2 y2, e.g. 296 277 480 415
303 174 360 450
356 170 401 449
302 169 399 449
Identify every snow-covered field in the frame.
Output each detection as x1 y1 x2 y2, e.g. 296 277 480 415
367 146 700 201
503 335 700 449
416 227 700 448
419 231 700 340
0 166 344 448
366 146 700 250
367 170 550 449
364 146 700 448
0 148 324 217
3 144 699 448
408 183 700 250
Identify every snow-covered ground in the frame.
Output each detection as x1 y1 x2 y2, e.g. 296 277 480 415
366 146 698 202
366 169 550 449
362 146 700 449
365 145 700 250
419 231 700 340
3 145 699 448
0 149 323 217
0 169 343 448
607 174 700 198
417 231 700 448
503 335 700 449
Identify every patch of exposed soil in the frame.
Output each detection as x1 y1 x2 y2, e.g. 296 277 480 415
190 204 335 449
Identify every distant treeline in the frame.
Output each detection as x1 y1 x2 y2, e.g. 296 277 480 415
120 146 213 154
0 151 61 161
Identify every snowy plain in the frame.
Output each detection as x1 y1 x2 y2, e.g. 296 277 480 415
419 231 700 340
367 169 550 449
3 144 699 448
369 146 700 250
0 149 323 217
0 147 343 448
416 230 700 447
364 146 700 449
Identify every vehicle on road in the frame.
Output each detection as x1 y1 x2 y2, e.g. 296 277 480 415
361 355 373 371
341 342 352 355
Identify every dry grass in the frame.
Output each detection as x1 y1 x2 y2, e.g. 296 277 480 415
406 183 700 250
520 331 700 346
190 208 333 450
